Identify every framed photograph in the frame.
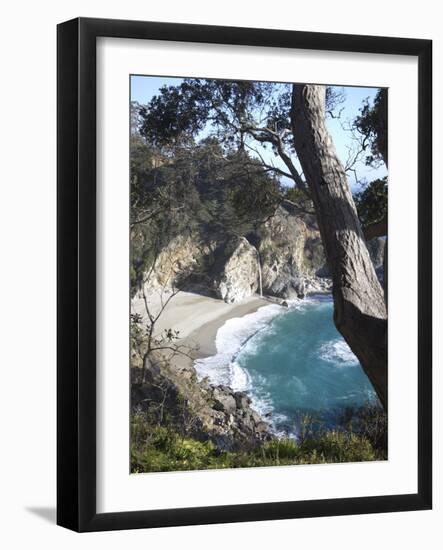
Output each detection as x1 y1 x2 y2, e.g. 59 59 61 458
57 17 432 532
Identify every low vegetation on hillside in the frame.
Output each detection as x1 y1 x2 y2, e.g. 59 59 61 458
131 405 387 473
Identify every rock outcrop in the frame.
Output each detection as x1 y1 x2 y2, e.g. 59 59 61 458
258 202 329 299
144 233 215 292
212 236 260 303
140 202 388 304
131 357 271 451
143 202 332 301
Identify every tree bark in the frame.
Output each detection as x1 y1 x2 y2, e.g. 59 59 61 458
377 89 388 167
291 85 387 410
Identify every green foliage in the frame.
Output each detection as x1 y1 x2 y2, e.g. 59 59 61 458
139 79 277 150
131 415 217 473
130 407 386 474
139 81 211 148
139 80 344 156
354 89 388 166
354 177 387 228
260 439 299 461
339 403 388 455
298 431 376 463
284 186 307 204
130 132 283 292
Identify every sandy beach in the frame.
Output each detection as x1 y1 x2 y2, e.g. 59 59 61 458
131 291 269 360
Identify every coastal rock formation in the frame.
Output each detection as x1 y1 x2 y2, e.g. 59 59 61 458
204 384 270 450
258 202 329 299
131 358 271 451
144 233 215 292
142 203 334 301
212 236 260 303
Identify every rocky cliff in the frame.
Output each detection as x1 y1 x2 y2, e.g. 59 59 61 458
257 202 330 298
142 203 386 305
143 202 332 302
131 354 271 451
212 236 261 303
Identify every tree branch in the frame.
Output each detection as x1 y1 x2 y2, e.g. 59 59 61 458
244 125 309 194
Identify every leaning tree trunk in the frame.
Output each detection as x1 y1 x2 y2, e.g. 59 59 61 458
291 85 388 410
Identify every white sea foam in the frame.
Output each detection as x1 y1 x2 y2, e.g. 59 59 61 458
194 303 283 388
318 338 359 367
229 361 251 392
195 296 355 437
194 303 287 430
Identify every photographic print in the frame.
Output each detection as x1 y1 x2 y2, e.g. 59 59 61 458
57 19 432 530
129 76 388 474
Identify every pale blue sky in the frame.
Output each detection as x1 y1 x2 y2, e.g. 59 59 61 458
131 75 387 191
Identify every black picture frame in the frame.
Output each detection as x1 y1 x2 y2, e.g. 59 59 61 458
57 17 432 532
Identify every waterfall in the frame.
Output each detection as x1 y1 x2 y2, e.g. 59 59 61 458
256 248 263 298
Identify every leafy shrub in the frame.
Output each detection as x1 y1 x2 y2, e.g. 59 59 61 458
130 410 385 474
298 431 376 463
261 439 299 461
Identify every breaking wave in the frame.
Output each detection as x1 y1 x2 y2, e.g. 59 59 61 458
194 294 376 435
194 303 282 390
318 339 359 367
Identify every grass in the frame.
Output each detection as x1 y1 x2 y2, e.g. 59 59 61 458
131 407 387 474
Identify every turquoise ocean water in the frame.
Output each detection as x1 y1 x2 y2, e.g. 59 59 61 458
195 295 379 437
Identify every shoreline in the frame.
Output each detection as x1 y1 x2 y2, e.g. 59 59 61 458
185 297 271 358
131 290 270 363
131 289 332 370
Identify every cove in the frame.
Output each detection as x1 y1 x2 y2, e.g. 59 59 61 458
195 294 380 437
